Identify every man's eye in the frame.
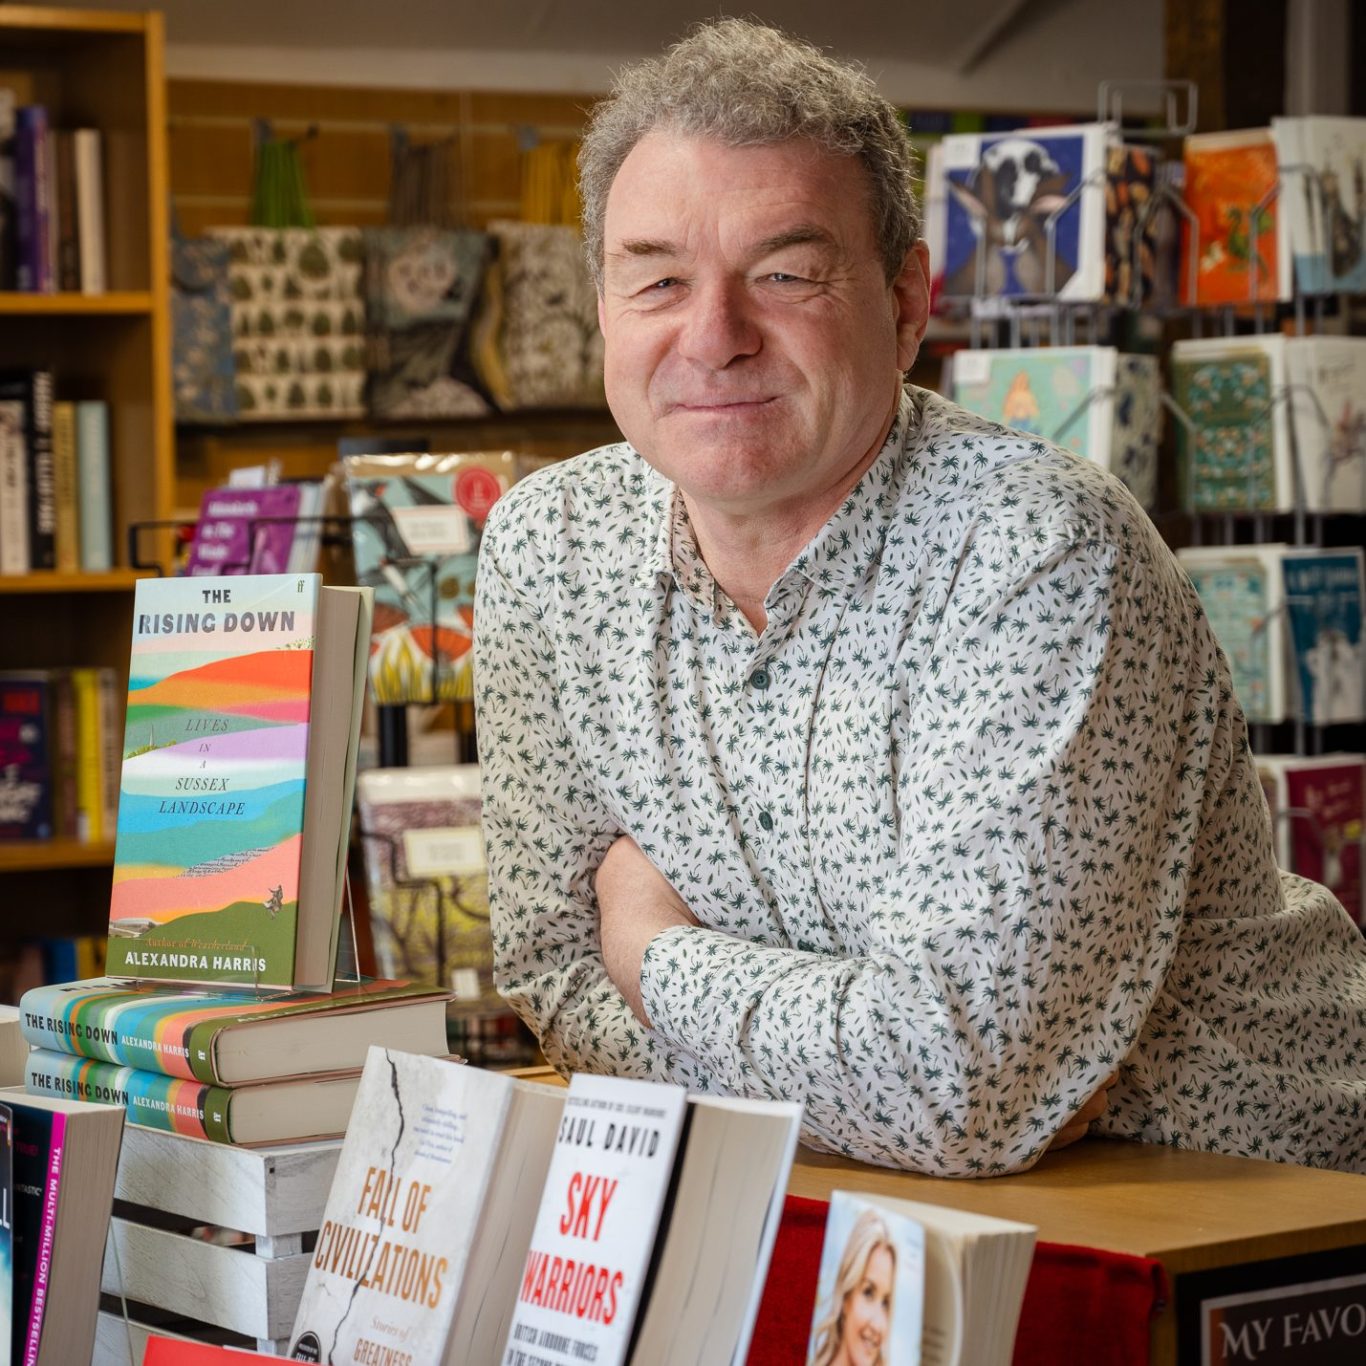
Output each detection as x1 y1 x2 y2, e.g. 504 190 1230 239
649 278 678 290
767 272 801 283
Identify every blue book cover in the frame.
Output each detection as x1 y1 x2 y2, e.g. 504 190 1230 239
1282 548 1365 725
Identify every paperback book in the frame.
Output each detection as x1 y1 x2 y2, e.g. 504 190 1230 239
1177 545 1289 725
286 1048 565 1366
0 671 74 842
184 483 304 576
1284 336 1366 513
0 1101 10 1366
1270 116 1366 295
1280 548 1364 725
18 975 449 1084
106 573 372 990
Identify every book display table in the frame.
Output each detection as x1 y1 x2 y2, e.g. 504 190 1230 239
95 1125 342 1364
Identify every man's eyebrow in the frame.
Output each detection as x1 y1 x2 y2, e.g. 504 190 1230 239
609 238 681 261
752 225 839 256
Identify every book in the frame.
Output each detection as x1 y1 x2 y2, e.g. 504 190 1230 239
0 1100 11 1366
1182 128 1290 306
345 450 518 704
24 1047 364 1146
69 666 104 841
1284 336 1366 513
286 1048 565 1365
0 90 15 291
72 128 104 296
18 975 449 1085
1170 335 1294 512
1256 754 1364 924
0 396 27 575
184 483 304 576
1177 545 1289 725
930 123 1108 302
12 107 50 294
506 1073 802 1366
6 1091 123 1366
51 132 77 294
0 371 54 571
0 1004 25 1087
1270 116 1366 295
809 1190 1036 1366
1280 548 1364 725
144 1339 283 1364
47 401 77 575
106 573 373 990
0 672 75 842
74 399 111 572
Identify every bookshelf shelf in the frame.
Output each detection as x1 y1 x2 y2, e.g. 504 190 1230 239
0 569 148 594
0 839 116 872
0 291 155 316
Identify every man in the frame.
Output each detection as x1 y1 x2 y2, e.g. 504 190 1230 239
475 19 1366 1176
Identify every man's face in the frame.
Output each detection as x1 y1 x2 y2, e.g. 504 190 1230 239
598 130 929 523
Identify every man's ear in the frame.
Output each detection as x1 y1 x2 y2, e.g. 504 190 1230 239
892 239 931 372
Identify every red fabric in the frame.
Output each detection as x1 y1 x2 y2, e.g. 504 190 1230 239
747 1194 1168 1366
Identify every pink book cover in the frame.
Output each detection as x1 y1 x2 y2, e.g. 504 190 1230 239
1284 760 1364 924
21 1108 64 1366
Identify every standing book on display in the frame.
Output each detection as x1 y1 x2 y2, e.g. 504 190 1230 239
1177 545 1290 726
505 1072 802 1366
1270 116 1366 295
809 1190 1036 1366
184 483 304 576
106 573 373 990
1283 336 1366 513
286 1048 565 1366
1280 547 1364 726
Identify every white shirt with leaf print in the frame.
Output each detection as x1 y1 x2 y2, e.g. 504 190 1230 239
475 385 1366 1177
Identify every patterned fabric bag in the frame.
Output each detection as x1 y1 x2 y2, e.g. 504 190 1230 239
170 227 238 423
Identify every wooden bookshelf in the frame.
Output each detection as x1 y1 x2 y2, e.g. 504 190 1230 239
0 7 172 964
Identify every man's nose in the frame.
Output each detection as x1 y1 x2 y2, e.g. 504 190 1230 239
675 279 761 368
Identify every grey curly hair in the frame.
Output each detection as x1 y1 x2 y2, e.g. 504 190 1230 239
578 18 920 291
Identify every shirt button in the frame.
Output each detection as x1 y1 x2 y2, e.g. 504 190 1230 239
750 668 770 690
758 810 774 832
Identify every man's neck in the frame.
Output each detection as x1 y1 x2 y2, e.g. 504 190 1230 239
681 391 902 633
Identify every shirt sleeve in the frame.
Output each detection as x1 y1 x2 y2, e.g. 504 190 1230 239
475 511 706 1087
638 535 1218 1175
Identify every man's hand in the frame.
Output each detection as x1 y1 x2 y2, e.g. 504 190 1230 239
1047 1072 1120 1153
595 835 700 1025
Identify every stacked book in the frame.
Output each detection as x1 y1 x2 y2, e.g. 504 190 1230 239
17 571 455 1145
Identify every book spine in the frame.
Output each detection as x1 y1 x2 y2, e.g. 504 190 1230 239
75 400 111 571
0 396 30 573
50 400 79 573
74 129 105 295
13 108 42 291
71 666 102 841
0 92 16 290
49 668 77 838
21 1107 65 1366
96 666 120 834
54 130 79 292
25 1048 220 1142
0 674 56 839
16 985 206 1080
24 370 55 570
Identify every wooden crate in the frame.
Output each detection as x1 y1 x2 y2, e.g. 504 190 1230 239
95 1124 342 1363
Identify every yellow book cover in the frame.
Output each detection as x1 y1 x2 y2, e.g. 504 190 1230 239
51 400 79 574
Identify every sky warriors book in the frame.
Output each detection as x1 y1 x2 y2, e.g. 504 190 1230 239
106 573 371 990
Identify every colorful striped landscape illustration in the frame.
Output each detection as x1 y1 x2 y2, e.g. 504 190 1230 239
108 574 320 987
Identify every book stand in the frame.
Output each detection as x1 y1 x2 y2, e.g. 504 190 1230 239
96 1124 341 1362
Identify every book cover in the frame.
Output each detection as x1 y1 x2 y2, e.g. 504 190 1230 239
1171 337 1292 512
48 402 77 575
0 673 59 841
1112 353 1162 513
1177 547 1289 725
0 371 55 571
346 451 515 704
0 1102 11 1366
1182 128 1288 306
1281 549 1364 725
951 345 1116 464
18 975 445 1084
1261 756 1364 925
74 400 111 572
1271 116 1366 296
9 1103 61 1366
23 1047 362 1146
184 483 303 576
355 765 499 1002
807 1190 925 1366
1285 336 1366 513
288 1050 555 1365
934 123 1107 301
1104 141 1171 307
504 1073 689 1366
107 573 323 988
0 397 28 574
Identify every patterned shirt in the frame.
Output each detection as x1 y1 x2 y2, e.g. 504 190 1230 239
475 386 1366 1176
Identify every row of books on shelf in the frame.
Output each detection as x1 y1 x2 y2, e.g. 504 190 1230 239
0 667 119 843
946 334 1366 516
0 98 106 294
924 114 1366 309
0 370 111 574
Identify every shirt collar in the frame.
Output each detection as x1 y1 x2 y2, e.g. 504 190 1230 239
633 386 920 602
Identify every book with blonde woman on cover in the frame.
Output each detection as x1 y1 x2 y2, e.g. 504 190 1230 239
105 573 372 992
